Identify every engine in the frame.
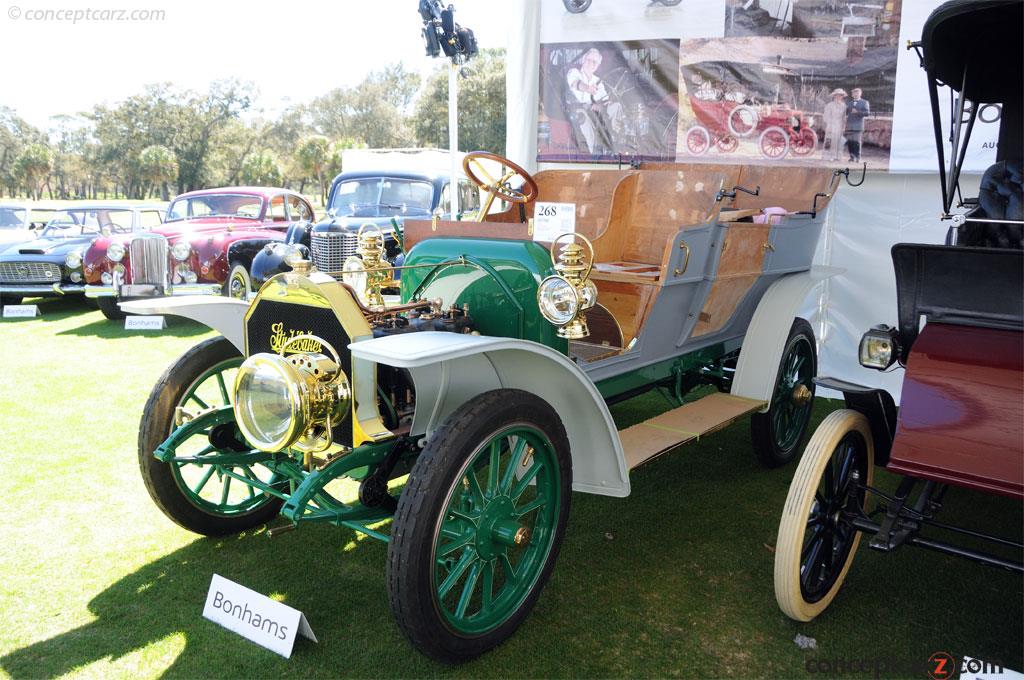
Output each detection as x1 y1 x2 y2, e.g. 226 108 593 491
235 265 474 460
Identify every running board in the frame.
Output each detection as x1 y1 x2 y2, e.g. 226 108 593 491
619 393 767 470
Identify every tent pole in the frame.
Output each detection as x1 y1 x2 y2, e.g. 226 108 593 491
449 63 459 218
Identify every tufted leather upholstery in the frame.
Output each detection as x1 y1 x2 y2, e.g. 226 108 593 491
960 160 1023 249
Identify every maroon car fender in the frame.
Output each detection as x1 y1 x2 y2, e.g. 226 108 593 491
888 322 1024 499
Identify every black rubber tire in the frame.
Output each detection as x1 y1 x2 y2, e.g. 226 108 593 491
97 296 126 321
0 294 23 307
83 297 99 310
387 389 572 664
750 318 817 468
138 336 284 536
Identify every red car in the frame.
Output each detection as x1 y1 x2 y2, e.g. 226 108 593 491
773 0 1022 622
681 60 818 160
83 187 314 319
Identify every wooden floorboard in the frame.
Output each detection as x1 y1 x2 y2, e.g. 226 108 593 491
621 393 766 470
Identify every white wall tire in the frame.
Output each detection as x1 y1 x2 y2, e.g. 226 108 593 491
223 262 252 300
774 409 874 621
727 104 759 138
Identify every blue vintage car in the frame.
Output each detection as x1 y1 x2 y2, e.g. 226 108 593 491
0 203 164 306
244 169 483 290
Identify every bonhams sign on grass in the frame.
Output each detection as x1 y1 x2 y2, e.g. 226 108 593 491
203 574 317 658
3 305 39 318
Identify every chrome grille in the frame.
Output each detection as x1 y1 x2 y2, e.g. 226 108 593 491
0 261 61 283
128 234 169 287
310 231 358 275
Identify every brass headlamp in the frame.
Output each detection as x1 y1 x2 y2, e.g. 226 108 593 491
342 223 393 309
537 232 597 340
233 334 351 454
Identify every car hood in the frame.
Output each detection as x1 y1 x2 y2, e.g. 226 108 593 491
9 235 96 256
314 215 399 234
154 217 265 237
0 228 34 245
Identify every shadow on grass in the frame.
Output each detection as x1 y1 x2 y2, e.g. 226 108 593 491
2 399 1020 678
10 296 213 339
0 523 402 679
55 314 211 339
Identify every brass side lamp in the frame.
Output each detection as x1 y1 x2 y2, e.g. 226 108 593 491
537 232 598 340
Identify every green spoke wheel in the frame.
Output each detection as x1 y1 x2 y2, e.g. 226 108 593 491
388 389 571 663
139 336 285 536
751 318 817 467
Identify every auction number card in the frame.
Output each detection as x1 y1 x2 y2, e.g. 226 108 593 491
532 202 576 243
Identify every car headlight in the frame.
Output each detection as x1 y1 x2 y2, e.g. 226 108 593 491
283 244 307 267
342 255 368 303
858 325 900 370
101 271 112 285
233 339 351 453
106 243 125 262
177 263 197 284
171 242 191 261
538 275 579 326
64 251 82 269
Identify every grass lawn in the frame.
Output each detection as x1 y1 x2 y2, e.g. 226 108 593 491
1 297 1021 679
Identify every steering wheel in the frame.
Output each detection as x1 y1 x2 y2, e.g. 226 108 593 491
462 151 540 221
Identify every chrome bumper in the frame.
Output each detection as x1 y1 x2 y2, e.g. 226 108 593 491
84 283 222 298
0 283 86 296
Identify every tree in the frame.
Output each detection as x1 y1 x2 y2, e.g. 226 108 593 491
304 63 419 150
411 48 507 156
0 107 46 197
297 135 331 204
14 143 52 199
138 145 179 200
48 115 92 199
173 79 254 192
239 151 282 186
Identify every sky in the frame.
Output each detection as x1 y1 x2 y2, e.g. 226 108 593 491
1 0 507 128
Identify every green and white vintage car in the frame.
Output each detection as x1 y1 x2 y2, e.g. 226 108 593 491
130 152 847 662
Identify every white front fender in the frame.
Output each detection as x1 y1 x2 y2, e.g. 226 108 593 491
349 332 630 498
119 296 248 353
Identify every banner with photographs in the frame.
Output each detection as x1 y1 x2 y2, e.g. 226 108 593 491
536 0 1001 172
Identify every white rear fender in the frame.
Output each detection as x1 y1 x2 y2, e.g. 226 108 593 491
349 332 630 498
732 266 843 410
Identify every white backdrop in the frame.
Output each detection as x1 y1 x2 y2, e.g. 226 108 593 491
504 0 980 403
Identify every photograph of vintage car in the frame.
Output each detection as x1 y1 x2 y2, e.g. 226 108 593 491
82 187 314 319
127 150 855 661
773 0 1022 621
0 203 164 306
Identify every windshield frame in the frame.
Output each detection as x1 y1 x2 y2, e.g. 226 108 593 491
0 206 28 229
41 208 137 237
328 177 436 218
166 193 266 223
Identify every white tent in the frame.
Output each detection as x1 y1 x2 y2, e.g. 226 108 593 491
502 0 995 400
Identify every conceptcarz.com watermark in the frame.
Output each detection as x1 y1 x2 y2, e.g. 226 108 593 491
804 652 1008 679
7 5 165 22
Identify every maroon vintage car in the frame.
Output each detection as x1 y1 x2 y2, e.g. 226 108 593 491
83 187 314 319
773 0 1022 622
681 60 818 160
